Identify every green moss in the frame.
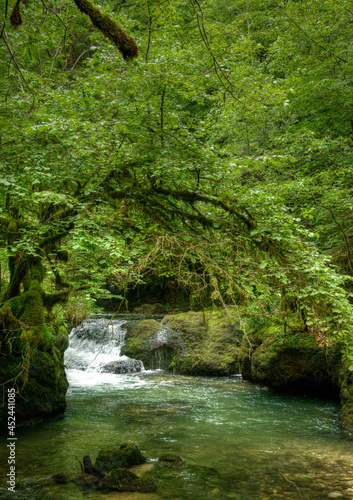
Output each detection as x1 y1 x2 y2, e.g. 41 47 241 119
94 443 146 476
6 296 22 317
123 310 243 376
124 320 161 352
0 245 71 428
122 319 178 370
52 472 76 484
133 303 168 314
158 454 184 466
20 283 44 334
164 311 207 339
100 468 157 492
238 318 342 397
72 0 138 60
0 341 68 427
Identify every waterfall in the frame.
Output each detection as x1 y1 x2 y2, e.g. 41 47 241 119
64 315 144 377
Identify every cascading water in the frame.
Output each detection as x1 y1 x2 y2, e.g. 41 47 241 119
65 315 144 382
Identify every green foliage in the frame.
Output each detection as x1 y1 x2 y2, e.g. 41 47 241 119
1 0 353 387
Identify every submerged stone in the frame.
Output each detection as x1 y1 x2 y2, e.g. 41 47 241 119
99 467 157 492
52 472 75 484
52 472 99 487
94 443 147 476
158 453 184 466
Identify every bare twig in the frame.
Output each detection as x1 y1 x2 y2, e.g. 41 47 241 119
75 455 84 473
40 0 69 30
48 37 64 78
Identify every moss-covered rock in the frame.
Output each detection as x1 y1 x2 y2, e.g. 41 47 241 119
122 319 180 370
123 310 243 376
158 454 184 466
133 303 169 315
99 468 157 492
52 472 77 484
163 311 243 376
238 318 342 396
94 443 147 476
0 349 68 426
0 322 69 428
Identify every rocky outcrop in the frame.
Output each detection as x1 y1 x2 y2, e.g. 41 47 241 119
121 319 174 370
122 311 243 375
238 318 342 397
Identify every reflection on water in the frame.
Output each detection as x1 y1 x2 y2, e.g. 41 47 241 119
1 371 353 499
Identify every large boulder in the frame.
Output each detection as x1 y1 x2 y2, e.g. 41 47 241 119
238 318 341 396
121 319 179 370
162 311 243 376
0 322 69 427
122 311 243 376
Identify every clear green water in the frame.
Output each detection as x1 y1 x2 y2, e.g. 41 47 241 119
1 371 353 499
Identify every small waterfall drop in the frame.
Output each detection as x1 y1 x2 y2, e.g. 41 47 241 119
65 315 144 379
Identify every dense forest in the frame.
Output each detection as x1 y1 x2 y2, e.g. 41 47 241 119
3 0 353 497
1 0 353 422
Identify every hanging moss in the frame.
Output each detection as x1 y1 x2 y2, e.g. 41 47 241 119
10 0 23 29
72 0 138 60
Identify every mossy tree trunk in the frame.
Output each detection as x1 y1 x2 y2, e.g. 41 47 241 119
0 211 74 425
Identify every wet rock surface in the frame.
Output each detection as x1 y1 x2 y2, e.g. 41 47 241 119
122 310 243 375
100 467 157 492
158 453 184 466
94 443 147 476
100 359 144 374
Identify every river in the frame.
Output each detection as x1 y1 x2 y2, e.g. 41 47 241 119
1 314 353 499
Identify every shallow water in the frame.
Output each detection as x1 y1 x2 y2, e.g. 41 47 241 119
1 317 353 499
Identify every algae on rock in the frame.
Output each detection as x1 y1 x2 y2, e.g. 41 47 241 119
100 468 157 492
94 443 147 476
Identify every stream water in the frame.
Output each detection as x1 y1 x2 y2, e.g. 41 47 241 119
1 314 353 499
